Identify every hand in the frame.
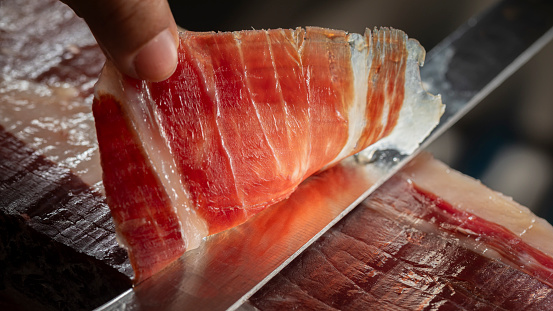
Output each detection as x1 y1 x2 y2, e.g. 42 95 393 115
62 0 179 82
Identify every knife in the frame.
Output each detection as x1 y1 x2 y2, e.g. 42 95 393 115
97 0 553 310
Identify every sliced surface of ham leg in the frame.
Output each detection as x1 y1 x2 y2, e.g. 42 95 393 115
250 154 553 310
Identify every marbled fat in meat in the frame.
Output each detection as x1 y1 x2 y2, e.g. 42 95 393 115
93 27 443 281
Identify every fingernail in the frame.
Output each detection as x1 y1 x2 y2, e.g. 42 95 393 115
133 28 178 81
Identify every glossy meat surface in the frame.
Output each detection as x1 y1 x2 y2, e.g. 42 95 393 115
93 27 443 281
250 156 553 310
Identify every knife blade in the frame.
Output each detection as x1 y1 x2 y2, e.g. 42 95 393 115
97 0 553 310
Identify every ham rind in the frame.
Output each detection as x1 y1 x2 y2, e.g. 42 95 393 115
249 154 553 310
93 27 443 281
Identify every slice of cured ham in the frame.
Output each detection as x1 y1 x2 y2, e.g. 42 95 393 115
93 27 443 281
249 153 553 310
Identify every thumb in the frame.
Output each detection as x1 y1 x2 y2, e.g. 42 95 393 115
62 0 179 81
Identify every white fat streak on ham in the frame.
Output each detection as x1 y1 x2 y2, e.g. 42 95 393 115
266 29 305 182
290 28 311 181
233 29 310 184
266 28 311 182
234 31 285 181
326 28 400 166
324 28 442 167
404 153 553 260
302 38 315 176
95 63 208 251
266 31 289 178
325 32 368 166
205 35 246 208
178 34 244 212
374 29 391 140
297 27 351 173
358 32 443 159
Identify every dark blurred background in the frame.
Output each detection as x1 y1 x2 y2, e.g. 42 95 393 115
168 0 553 223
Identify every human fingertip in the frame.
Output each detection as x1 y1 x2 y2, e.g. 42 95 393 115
132 28 178 82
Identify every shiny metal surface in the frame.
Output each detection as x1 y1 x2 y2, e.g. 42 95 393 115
420 0 553 151
96 0 553 310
